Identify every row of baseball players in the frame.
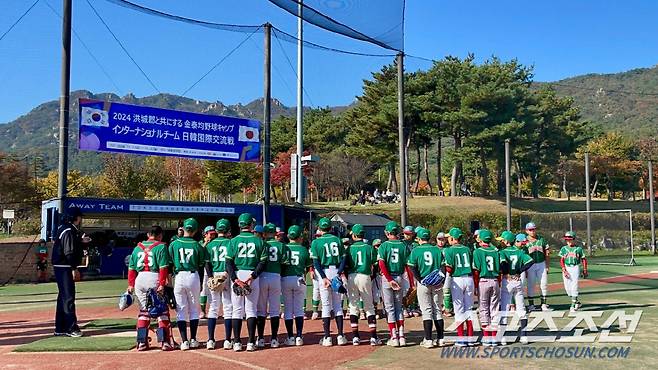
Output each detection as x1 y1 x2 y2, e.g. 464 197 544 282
125 216 588 351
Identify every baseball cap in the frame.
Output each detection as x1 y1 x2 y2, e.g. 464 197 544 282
515 233 528 244
436 232 446 239
525 222 537 230
254 225 264 233
385 221 400 234
183 218 198 231
403 226 415 235
351 224 365 237
203 225 216 235
238 213 253 228
65 206 83 220
448 227 464 239
318 217 332 231
474 229 480 237
498 230 515 243
215 218 230 232
417 228 430 240
563 231 576 240
264 223 277 234
287 225 302 239
372 238 382 246
478 229 493 243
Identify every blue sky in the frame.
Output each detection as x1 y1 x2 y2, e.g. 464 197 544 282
1 0 657 123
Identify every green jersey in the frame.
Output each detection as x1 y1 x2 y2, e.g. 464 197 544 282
407 244 443 279
282 242 311 277
128 240 170 272
377 239 409 275
36 246 48 256
559 245 586 266
206 237 230 272
345 240 377 275
526 235 549 263
472 245 501 279
403 239 419 253
443 244 473 277
263 239 288 274
168 237 206 273
499 246 533 275
310 233 346 266
226 232 267 270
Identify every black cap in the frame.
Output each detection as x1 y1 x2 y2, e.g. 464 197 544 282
65 207 83 220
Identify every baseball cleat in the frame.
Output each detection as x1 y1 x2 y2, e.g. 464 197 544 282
437 339 446 347
420 339 434 349
387 338 399 347
337 335 348 346
137 342 148 351
574 302 582 310
189 339 200 349
352 337 360 346
180 341 190 351
295 337 304 346
270 338 279 348
67 330 83 338
223 340 233 350
527 304 537 312
541 304 552 311
206 339 215 350
246 342 256 352
257 338 265 348
520 336 529 345
321 337 333 347
285 337 296 346
500 338 507 346
399 337 406 347
311 312 320 320
370 337 382 346
233 342 243 352
403 309 411 318
161 342 174 351
360 311 366 320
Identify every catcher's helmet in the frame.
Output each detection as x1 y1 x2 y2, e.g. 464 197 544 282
146 288 168 318
118 291 133 311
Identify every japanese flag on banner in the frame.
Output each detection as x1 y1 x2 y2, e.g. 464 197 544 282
238 126 259 142
81 107 109 127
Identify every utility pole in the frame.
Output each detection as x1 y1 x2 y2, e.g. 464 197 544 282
649 160 656 255
57 0 72 215
262 23 272 223
585 151 592 254
295 0 304 204
397 52 407 226
505 139 511 230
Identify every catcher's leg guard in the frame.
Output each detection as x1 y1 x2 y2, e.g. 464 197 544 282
137 311 150 344
157 312 171 343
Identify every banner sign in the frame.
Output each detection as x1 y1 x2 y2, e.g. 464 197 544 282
78 99 260 162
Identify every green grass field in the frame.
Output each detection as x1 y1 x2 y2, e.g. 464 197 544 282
14 336 135 352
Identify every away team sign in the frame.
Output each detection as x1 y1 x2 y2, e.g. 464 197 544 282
78 99 260 162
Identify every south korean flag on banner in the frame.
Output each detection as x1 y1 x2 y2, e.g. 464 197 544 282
238 125 259 142
81 107 109 127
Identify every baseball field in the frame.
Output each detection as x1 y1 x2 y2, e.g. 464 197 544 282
2 256 657 369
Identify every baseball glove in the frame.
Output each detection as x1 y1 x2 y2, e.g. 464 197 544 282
403 286 417 307
421 270 445 288
163 286 177 310
331 275 347 294
207 274 227 292
232 282 252 296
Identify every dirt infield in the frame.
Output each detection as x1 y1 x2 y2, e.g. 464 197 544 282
0 305 375 370
2 271 656 369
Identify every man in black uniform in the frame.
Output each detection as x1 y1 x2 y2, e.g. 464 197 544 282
52 207 88 337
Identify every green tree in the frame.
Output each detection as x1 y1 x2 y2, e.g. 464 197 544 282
99 154 145 199
205 161 257 201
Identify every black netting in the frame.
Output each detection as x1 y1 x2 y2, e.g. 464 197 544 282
104 0 261 33
268 0 404 51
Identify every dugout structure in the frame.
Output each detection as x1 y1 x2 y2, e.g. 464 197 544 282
41 197 312 276
520 209 636 266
